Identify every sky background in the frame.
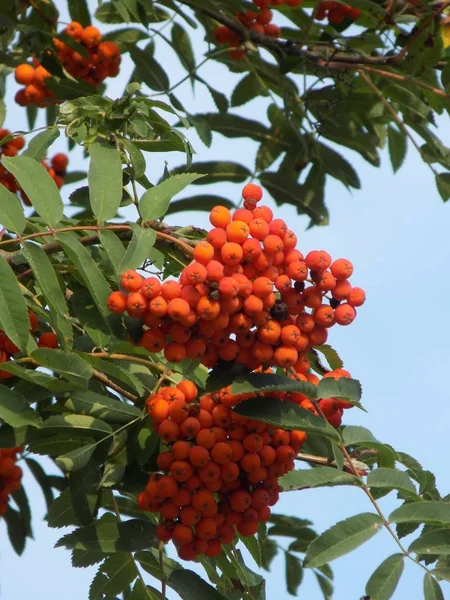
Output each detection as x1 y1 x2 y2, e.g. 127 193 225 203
1 1 450 599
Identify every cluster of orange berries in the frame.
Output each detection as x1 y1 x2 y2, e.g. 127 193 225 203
14 22 120 107
0 312 58 380
0 130 69 203
213 0 303 59
0 447 23 516
139 378 307 560
107 183 365 372
316 2 361 24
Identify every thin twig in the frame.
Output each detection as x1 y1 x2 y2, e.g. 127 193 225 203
92 369 138 402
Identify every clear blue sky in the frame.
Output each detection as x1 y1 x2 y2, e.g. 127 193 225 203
1 2 450 598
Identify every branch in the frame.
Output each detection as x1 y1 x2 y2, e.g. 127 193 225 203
177 0 448 73
1 222 195 275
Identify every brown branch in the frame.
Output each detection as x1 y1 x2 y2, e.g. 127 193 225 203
92 369 138 402
295 452 369 474
177 0 447 74
2 223 194 274
394 0 450 63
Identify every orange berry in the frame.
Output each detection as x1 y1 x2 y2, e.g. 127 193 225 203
331 258 353 280
193 241 214 265
226 220 250 244
167 298 190 321
161 280 182 300
334 303 356 325
14 64 35 85
177 380 198 403
180 505 202 526
38 332 58 349
221 242 243 266
121 269 143 292
210 442 232 464
206 227 227 249
164 342 186 363
229 490 252 512
107 291 128 313
51 153 68 173
170 460 193 482
196 517 217 540
313 304 335 328
210 205 231 228
173 523 194 545
81 25 102 47
159 419 180 442
347 287 366 307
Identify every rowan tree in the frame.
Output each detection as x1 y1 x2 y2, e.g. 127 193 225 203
0 1 450 599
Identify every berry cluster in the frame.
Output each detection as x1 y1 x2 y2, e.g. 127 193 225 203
14 22 121 107
139 379 307 560
316 2 361 24
0 447 23 516
213 0 303 59
0 311 58 380
107 184 365 372
0 130 69 203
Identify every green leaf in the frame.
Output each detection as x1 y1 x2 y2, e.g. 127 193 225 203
103 27 148 50
285 552 303 596
57 232 112 316
25 457 55 511
315 344 344 370
118 225 156 272
0 254 35 352
229 372 316 398
99 231 126 281
22 242 73 348
47 488 79 528
316 377 362 407
23 128 60 161
32 348 93 388
0 180 26 233
342 426 396 467
389 501 450 526
231 73 268 107
2 156 63 227
367 468 417 495
68 0 91 26
64 389 141 424
431 568 450 582
56 442 97 472
280 467 360 491
315 572 333 600
140 173 205 222
304 513 384 568
88 143 123 223
197 113 272 143
259 171 325 225
129 45 169 91
56 517 158 552
72 549 105 568
240 533 262 568
4 506 26 555
90 554 138 600
424 573 444 600
168 569 229 600
387 126 407 173
409 529 450 555
165 194 235 216
365 554 404 600
171 22 195 73
234 397 340 441
315 143 361 189
435 173 450 202
43 414 113 438
0 385 42 428
172 161 251 185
